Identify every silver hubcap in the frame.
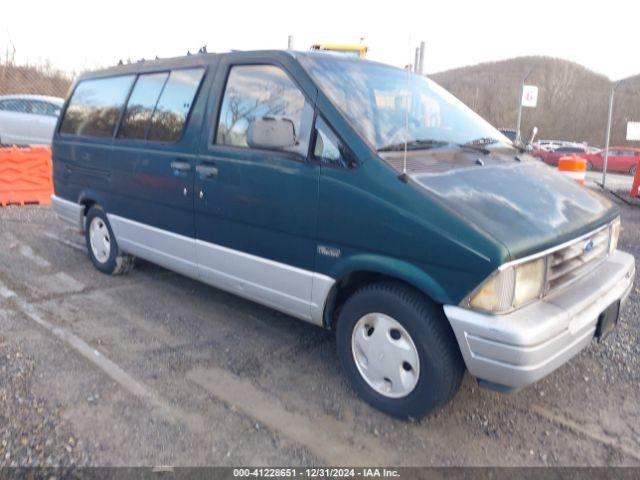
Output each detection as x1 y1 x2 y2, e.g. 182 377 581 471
89 217 111 264
351 313 420 398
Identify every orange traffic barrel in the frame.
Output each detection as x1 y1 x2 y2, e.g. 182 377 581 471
558 155 586 186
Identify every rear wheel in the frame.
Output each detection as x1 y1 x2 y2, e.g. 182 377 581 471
335 282 464 419
85 205 134 275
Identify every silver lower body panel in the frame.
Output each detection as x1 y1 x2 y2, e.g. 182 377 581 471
107 214 334 326
51 195 84 231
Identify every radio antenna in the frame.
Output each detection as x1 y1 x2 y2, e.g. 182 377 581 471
402 37 411 176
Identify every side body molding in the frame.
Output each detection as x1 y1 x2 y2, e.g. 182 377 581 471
107 214 334 325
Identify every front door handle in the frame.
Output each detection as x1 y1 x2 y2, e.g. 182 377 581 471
196 164 219 178
170 160 191 172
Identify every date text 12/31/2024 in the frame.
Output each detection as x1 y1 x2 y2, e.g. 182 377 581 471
233 468 401 478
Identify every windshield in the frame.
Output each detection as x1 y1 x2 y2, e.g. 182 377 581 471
298 55 510 151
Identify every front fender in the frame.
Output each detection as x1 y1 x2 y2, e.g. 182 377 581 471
327 253 451 305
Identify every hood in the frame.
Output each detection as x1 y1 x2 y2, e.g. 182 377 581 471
385 149 618 260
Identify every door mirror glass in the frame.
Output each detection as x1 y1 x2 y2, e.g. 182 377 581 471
247 116 296 150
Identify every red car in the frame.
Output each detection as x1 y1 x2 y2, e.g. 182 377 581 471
533 146 588 167
583 147 640 175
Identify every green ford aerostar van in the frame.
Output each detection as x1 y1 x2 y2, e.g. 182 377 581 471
51 50 636 418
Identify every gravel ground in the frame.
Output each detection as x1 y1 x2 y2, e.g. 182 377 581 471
0 337 89 467
0 188 638 467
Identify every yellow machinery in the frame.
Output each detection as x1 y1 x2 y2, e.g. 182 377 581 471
310 44 368 57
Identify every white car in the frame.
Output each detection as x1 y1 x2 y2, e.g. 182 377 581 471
0 94 64 145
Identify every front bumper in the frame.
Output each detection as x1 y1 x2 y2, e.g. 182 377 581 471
444 250 635 389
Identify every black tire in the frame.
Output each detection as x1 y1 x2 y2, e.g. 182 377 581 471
335 281 464 419
84 205 134 275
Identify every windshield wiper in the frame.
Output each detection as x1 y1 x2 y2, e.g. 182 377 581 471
459 137 503 155
377 138 494 155
464 136 501 146
377 139 448 152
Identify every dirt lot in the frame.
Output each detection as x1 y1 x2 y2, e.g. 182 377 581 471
0 189 639 467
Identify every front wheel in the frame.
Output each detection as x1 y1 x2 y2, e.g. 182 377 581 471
85 205 134 275
335 282 465 419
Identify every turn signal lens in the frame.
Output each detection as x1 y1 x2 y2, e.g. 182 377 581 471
470 258 546 313
609 218 621 253
469 268 516 313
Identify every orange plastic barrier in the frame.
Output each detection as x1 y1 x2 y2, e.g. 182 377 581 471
0 146 53 206
632 159 640 198
558 155 586 186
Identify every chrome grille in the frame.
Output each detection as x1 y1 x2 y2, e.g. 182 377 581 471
546 227 610 291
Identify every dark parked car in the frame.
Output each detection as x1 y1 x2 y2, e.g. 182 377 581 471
499 128 517 143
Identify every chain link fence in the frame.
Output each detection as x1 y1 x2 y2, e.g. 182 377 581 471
0 60 73 98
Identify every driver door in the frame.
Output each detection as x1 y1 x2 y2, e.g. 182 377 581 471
194 60 320 321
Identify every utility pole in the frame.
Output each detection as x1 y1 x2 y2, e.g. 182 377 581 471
418 41 425 74
602 85 616 189
515 67 533 144
287 35 293 50
414 47 420 73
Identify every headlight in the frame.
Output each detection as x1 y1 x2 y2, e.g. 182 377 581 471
469 258 546 313
609 218 621 253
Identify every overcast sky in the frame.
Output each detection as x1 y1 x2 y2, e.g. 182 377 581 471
1 0 638 80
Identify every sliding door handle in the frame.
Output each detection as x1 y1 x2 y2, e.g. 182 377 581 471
170 160 191 172
196 164 219 178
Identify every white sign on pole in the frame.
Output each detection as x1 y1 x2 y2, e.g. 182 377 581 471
626 121 640 141
522 85 538 108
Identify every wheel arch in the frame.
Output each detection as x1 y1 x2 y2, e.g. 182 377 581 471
76 190 107 230
321 256 450 329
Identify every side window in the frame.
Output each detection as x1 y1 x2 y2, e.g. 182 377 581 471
147 68 204 142
216 65 313 157
30 100 60 117
312 116 354 169
0 99 29 113
60 75 135 137
118 72 169 140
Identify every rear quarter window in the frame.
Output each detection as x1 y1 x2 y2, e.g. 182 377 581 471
146 68 204 142
118 72 169 140
60 75 135 137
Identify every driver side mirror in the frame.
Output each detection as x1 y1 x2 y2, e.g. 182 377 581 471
247 116 296 150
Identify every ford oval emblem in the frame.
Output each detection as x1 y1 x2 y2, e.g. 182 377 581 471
583 239 594 253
